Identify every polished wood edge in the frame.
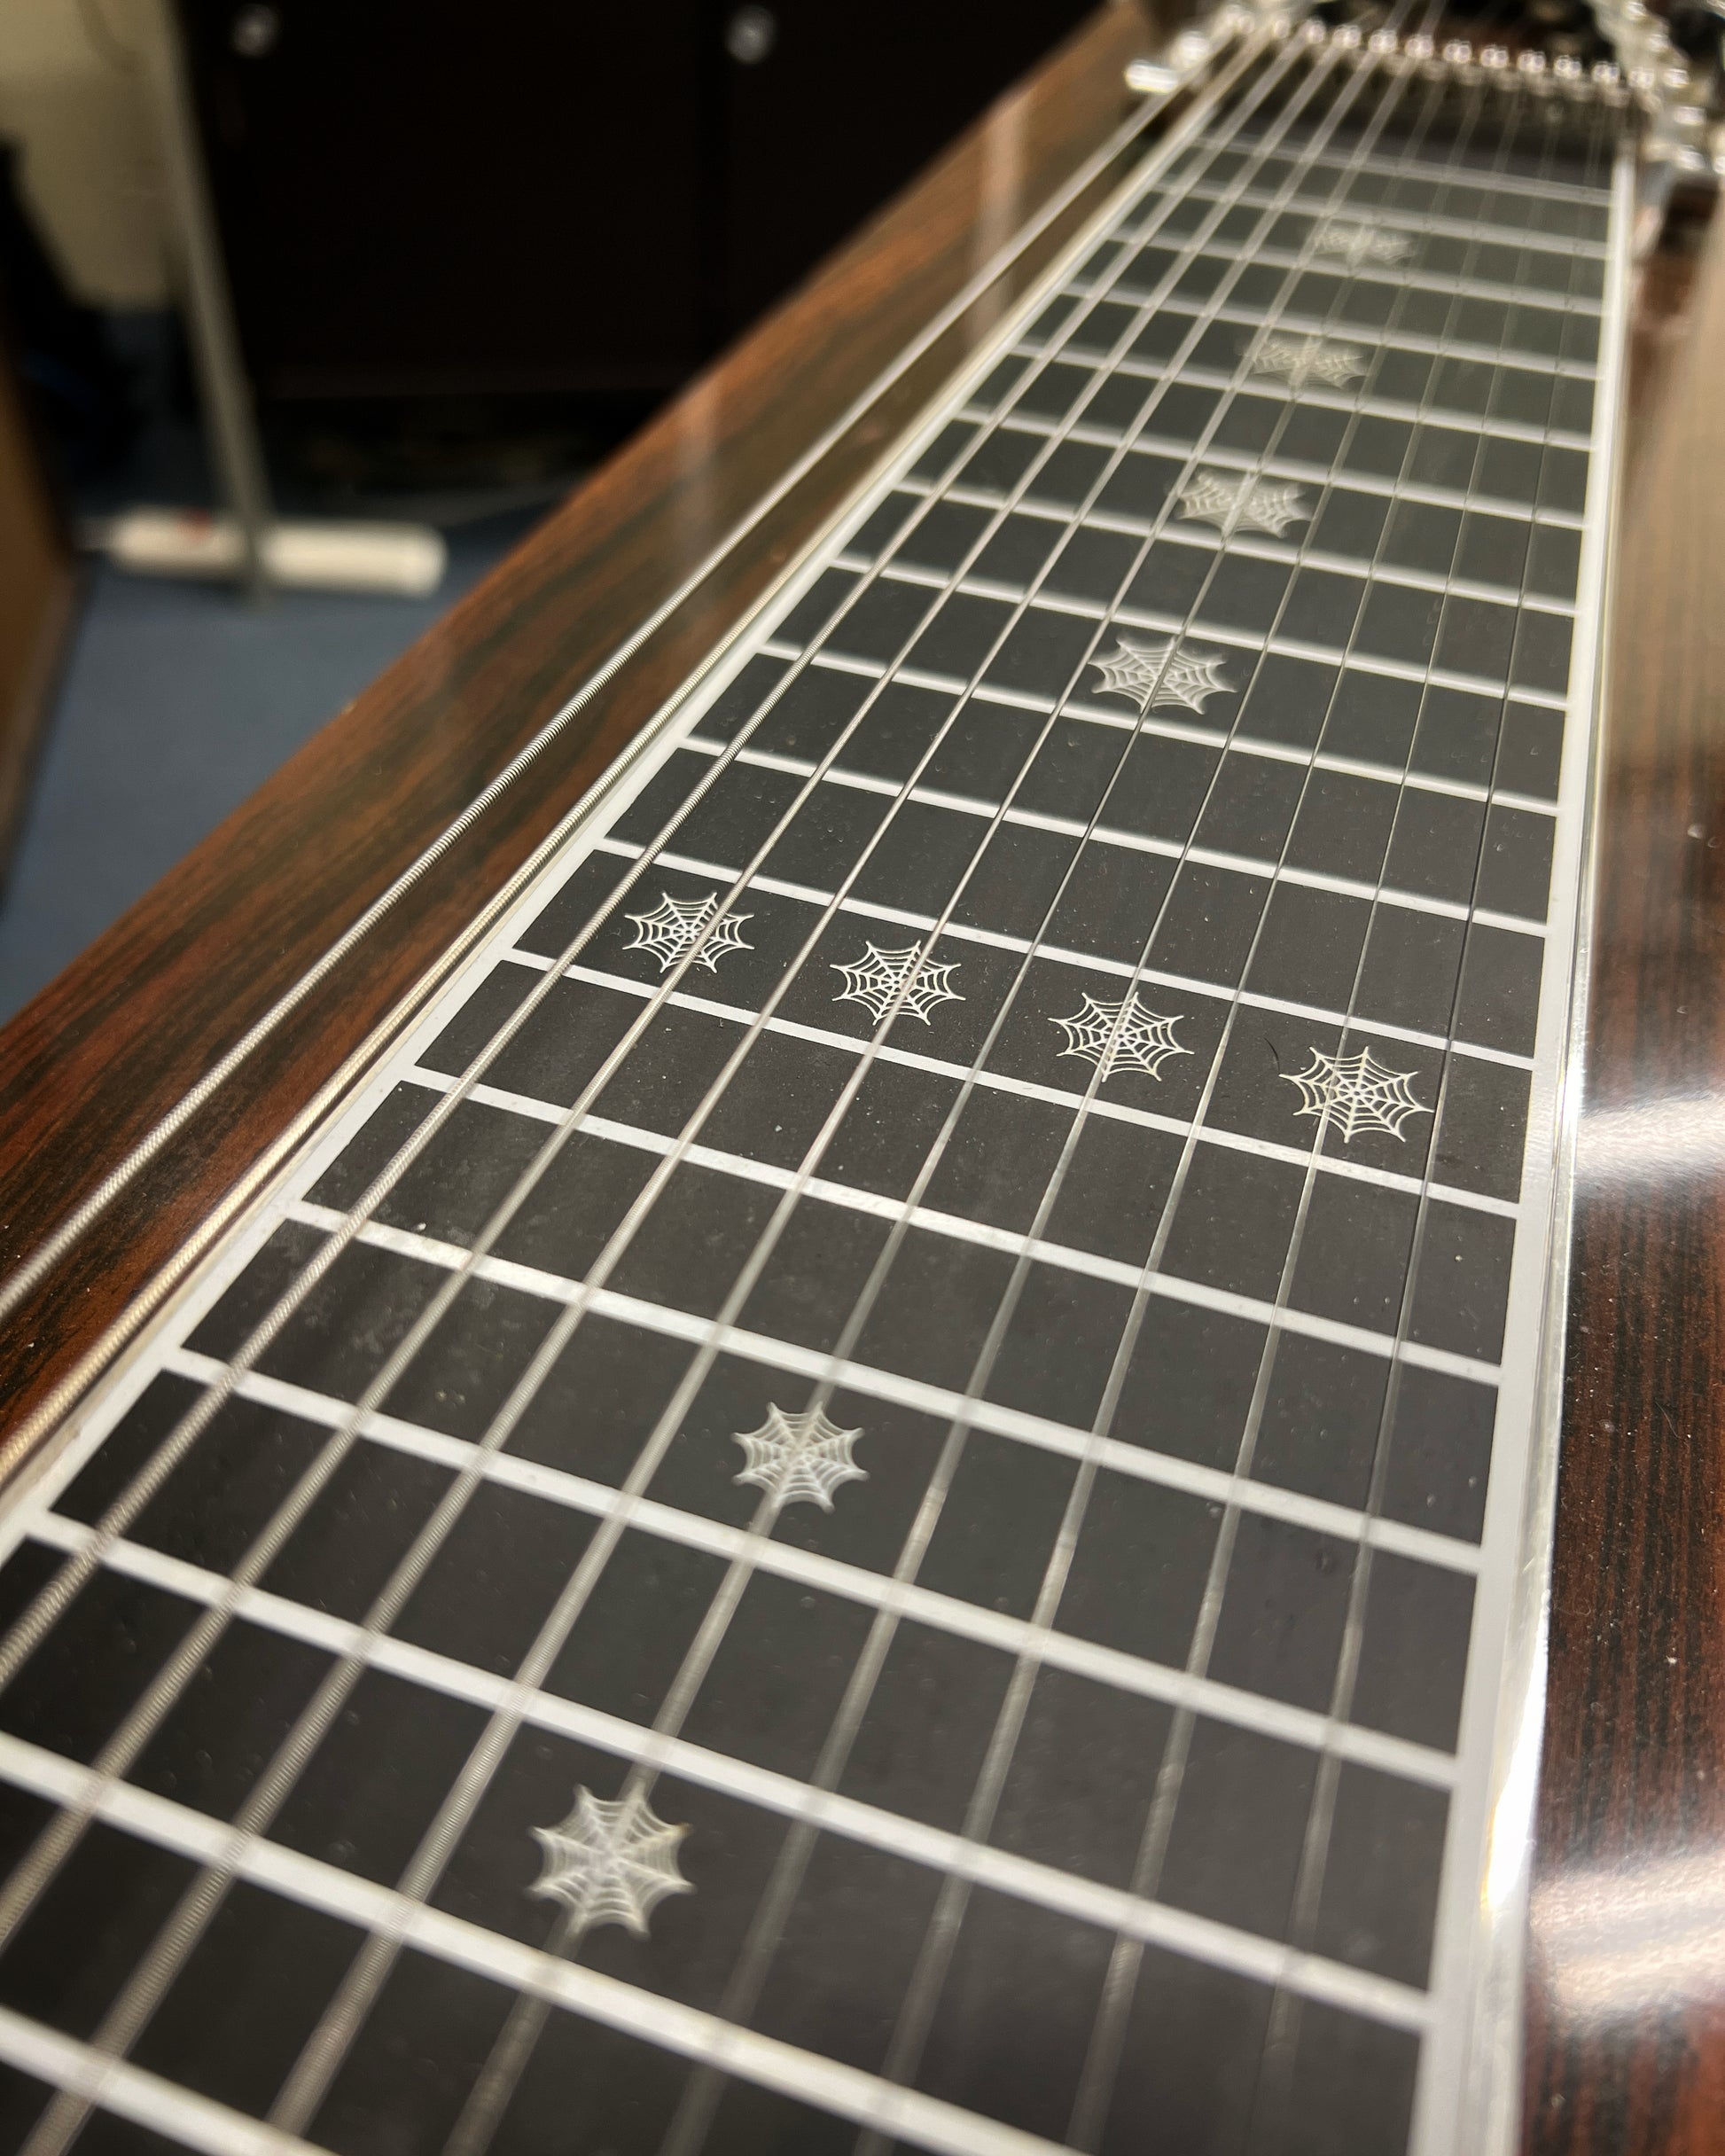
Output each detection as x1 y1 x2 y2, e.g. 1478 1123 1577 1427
1525 208 1725 2155
0 4 1164 1442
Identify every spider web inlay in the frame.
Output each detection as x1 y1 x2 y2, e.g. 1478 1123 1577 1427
1310 220 1412 270
530 1786 692 1937
831 941 964 1024
1281 1046 1431 1143
1176 468 1311 540
1089 637 1234 715
1050 994 1189 1082
1250 333 1368 392
624 890 753 973
732 1403 867 1512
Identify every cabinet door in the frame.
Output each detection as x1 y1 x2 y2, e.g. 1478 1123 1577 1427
716 0 1097 332
178 0 711 399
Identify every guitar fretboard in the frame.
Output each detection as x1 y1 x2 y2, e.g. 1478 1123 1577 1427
0 35 1627 2156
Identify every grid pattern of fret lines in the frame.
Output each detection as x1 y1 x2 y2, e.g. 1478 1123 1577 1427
0 36 1626 2156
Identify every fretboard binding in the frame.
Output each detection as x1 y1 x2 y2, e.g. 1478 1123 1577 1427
761 634 1570 716
853 546 1575 621
282 1196 1502 1486
160 1341 1479 1695
699 732 1557 819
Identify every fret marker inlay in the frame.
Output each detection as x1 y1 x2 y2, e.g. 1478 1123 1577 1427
831 941 964 1023
1177 467 1311 538
1051 994 1189 1081
1250 332 1370 390
1283 1046 1431 1144
1089 635 1235 715
530 1786 693 1936
624 890 753 972
732 1403 868 1512
1311 219 1413 270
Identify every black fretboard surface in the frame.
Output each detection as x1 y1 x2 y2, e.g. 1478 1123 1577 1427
0 39 1627 2156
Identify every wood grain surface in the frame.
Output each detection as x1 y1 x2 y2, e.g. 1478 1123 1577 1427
0 1 1166 1449
1525 210 1725 2155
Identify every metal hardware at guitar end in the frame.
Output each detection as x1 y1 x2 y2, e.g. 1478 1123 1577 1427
1480 44 1510 67
1125 57 1181 92
1124 6 1252 98
1299 19 1328 42
1442 38 1474 66
1403 31 1433 61
1332 22 1362 47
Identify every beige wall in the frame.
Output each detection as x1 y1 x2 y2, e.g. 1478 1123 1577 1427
0 0 169 305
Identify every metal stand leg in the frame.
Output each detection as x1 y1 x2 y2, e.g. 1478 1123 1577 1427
139 0 274 600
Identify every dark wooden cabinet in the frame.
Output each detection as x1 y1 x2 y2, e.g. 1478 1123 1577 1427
716 0 1102 329
176 0 1097 408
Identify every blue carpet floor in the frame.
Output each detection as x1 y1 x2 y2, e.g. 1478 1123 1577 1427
0 512 539 1025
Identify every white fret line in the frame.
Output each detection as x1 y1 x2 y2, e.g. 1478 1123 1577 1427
871 543 1575 627
1127 186 1612 255
1075 363 1594 470
851 540 1575 621
1115 241 1602 310
760 622 1570 713
939 441 1587 532
547 867 1540 1072
693 723 1557 821
1072 263 1597 324
403 995 1519 1224
1151 394 1588 466
0 1728 1430 2115
54 1402 1469 1775
763 629 1561 715
188 1331 1481 1590
0 2004 314 2156
0 1738 1074 2156
645 747 1546 934
1038 310 1598 382
1079 255 1604 318
1183 142 1617 205
700 733 1557 828
285 1190 1503 1416
603 822 1544 943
